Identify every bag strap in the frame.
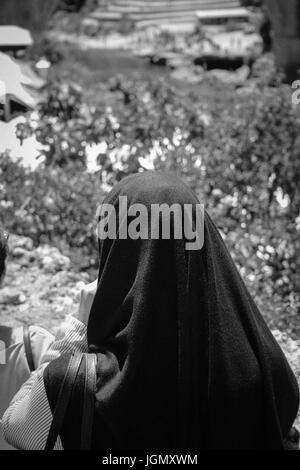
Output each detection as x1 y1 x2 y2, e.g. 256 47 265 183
23 325 35 372
80 353 97 450
45 352 83 450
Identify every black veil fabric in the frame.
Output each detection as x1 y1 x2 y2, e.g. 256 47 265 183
44 171 299 450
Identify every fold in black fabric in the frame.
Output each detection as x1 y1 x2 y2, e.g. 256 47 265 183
44 171 299 450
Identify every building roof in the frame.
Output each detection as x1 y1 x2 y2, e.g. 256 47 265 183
0 25 33 50
196 8 250 20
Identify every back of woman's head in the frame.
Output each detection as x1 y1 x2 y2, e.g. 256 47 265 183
0 228 8 283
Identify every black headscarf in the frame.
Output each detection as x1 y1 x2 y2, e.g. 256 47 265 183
44 171 299 450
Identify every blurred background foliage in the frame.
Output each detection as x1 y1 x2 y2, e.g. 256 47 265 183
0 1 299 335
1 74 299 336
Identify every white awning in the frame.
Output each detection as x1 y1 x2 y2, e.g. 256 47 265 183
0 52 44 111
0 25 33 49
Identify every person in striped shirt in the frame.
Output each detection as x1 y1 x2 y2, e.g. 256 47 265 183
0 228 55 449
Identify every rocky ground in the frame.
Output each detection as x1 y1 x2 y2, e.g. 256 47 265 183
0 234 300 431
0 234 90 333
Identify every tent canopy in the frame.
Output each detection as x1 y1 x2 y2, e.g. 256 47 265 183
0 26 33 50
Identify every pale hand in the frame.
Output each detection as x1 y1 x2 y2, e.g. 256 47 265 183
77 280 98 325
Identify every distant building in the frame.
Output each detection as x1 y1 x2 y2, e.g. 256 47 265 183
196 8 251 28
195 8 261 62
89 0 242 31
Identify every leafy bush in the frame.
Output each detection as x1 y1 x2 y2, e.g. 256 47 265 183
0 153 104 271
17 80 105 168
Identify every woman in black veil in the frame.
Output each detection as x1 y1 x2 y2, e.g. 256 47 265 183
3 172 299 450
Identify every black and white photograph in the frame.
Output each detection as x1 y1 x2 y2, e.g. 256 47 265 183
0 0 300 455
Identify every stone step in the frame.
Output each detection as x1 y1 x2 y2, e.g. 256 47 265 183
93 0 240 15
112 0 237 6
106 3 239 15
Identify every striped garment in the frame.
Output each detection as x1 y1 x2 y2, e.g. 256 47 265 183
0 325 55 450
2 315 88 450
